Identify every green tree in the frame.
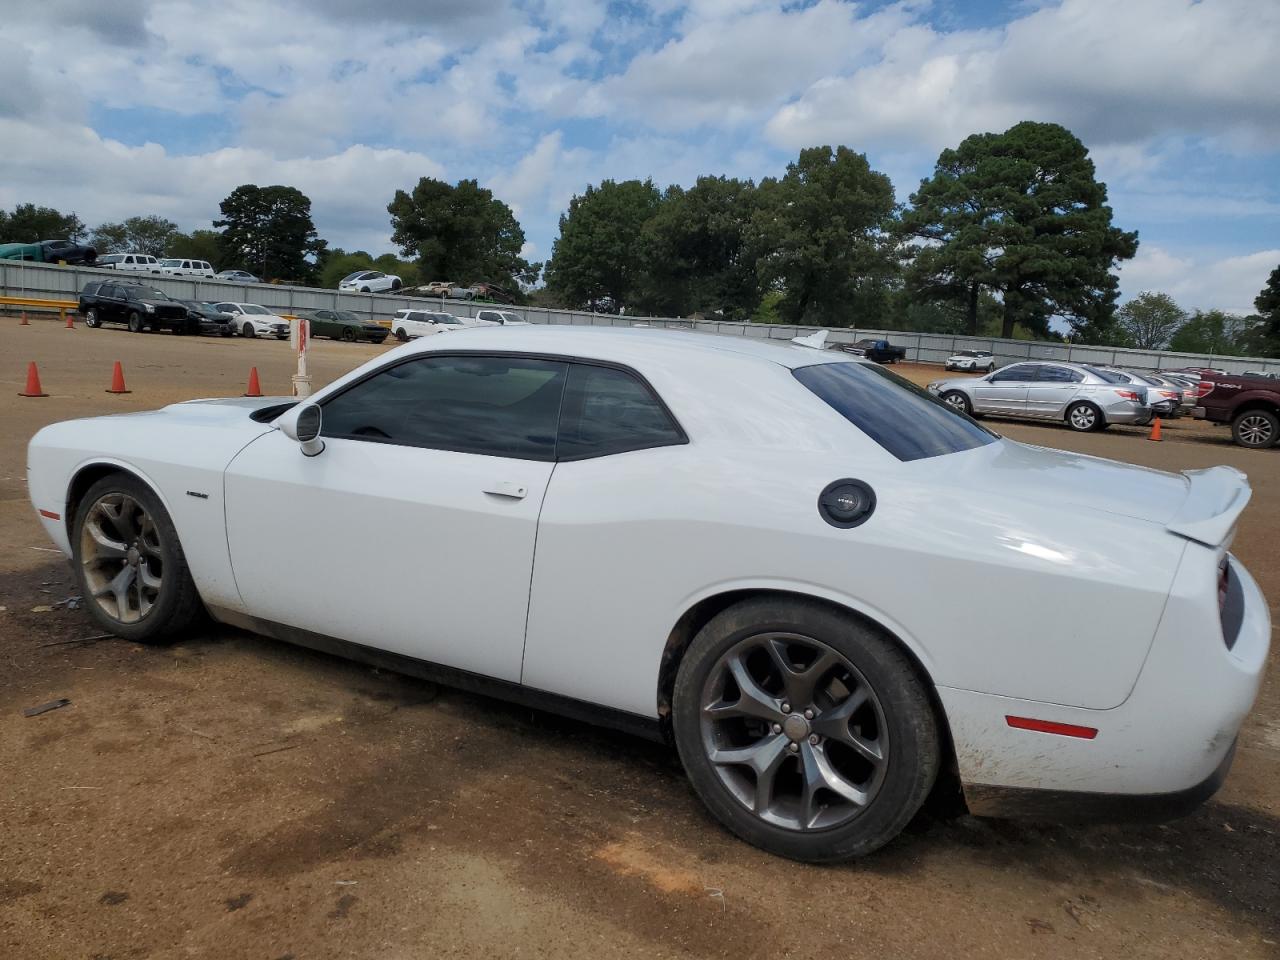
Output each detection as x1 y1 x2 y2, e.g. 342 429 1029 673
214 184 326 282
0 203 86 242
901 121 1138 341
1114 291 1187 349
544 179 663 309
90 215 180 257
388 178 536 288
1255 265 1280 349
1168 309 1261 356
166 229 223 265
639 176 759 319
748 146 899 326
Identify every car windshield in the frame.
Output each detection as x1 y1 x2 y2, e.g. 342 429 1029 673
1084 366 1127 384
432 314 462 324
100 255 122 263
794 361 997 462
341 272 368 282
160 259 181 267
129 287 169 300
241 304 271 315
336 311 362 322
956 350 978 357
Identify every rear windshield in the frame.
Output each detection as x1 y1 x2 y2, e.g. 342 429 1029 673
794 361 997 461
1083 366 1126 384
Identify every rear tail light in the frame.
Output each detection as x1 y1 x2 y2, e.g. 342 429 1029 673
1116 389 1142 401
1159 390 1179 400
1194 381 1215 399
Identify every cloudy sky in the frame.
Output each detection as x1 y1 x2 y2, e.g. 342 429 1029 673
2 0 1277 312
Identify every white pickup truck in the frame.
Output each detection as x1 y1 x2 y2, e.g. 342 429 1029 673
390 309 484 341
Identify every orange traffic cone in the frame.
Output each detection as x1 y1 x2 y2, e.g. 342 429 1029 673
106 361 131 394
1148 417 1162 441
19 311 29 326
19 362 48 397
244 367 263 397
64 311 75 329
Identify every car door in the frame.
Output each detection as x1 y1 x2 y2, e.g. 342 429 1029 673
521 361 690 712
310 310 335 338
99 284 127 323
971 363 1037 414
224 354 568 681
1024 364 1084 418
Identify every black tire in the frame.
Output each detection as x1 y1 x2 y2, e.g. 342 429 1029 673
241 321 255 338
84 308 101 328
341 327 356 342
360 286 371 293
672 597 939 862
128 311 143 333
941 390 972 417
71 473 205 645
395 328 408 342
391 278 402 290
1066 401 1104 432
1232 408 1279 448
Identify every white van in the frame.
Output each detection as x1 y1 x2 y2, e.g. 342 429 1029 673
97 253 161 273
159 258 216 278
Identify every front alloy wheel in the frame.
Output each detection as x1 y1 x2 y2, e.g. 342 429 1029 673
72 475 204 643
242 321 255 338
80 492 163 624
1233 409 1278 448
942 390 971 416
85 308 100 328
673 598 938 862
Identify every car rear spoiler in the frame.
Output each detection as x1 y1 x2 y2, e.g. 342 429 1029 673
1167 466 1251 547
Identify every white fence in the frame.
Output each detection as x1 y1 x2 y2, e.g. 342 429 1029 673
3 259 1277 375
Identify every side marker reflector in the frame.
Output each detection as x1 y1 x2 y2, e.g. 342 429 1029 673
1005 715 1098 739
38 509 61 520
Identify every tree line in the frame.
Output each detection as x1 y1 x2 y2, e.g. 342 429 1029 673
2 118 1277 355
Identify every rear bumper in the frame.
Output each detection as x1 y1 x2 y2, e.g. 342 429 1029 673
965 739 1235 822
941 552 1269 808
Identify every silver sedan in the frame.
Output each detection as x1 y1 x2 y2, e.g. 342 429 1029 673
927 361 1153 432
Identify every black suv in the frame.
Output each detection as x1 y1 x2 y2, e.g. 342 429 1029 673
39 239 97 265
79 281 196 334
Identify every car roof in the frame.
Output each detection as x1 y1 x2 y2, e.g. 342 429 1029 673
399 325 863 372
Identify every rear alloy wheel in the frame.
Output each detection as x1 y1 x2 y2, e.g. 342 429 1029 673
673 598 938 862
1232 409 1279 448
127 311 144 333
85 308 101 329
72 474 204 644
1066 401 1103 432
341 327 356 342
241 321 255 338
941 390 972 416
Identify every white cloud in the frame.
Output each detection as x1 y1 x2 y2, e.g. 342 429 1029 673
1118 246 1279 315
0 117 444 256
766 0 1280 153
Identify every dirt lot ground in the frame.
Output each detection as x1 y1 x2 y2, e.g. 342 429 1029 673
1 318 1277 960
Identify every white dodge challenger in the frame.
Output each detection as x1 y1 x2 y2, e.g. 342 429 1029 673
26 327 1271 861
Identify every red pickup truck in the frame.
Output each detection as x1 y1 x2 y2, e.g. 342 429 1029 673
1193 372 1280 449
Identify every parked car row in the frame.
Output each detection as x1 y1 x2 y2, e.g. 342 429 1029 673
928 359 1279 448
78 281 287 338
388 307 527 341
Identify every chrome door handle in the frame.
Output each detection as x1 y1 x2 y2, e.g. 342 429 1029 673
483 481 528 500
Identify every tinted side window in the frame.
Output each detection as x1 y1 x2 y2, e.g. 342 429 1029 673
321 356 568 461
1037 366 1083 383
991 364 1038 382
557 364 686 460
795 362 996 462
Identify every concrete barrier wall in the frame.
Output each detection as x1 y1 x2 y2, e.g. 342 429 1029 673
3 259 1277 374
